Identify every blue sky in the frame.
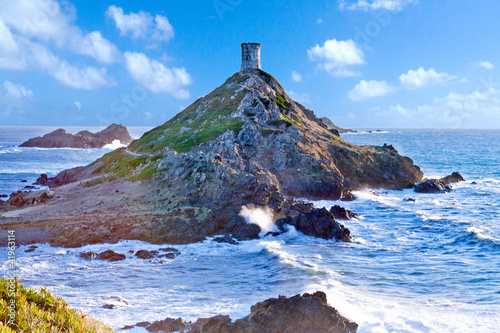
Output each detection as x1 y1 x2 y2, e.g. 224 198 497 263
1 0 499 128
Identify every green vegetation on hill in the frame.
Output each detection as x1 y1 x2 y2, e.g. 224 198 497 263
129 73 249 154
0 278 114 332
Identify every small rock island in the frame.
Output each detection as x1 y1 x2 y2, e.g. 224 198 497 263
19 123 133 148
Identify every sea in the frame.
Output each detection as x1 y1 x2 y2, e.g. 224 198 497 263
1 127 499 333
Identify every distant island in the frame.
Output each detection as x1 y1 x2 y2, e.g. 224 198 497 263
320 117 357 133
19 123 133 148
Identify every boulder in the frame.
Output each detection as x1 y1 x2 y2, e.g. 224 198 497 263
276 208 352 242
330 205 358 220
231 223 261 241
212 235 239 245
135 250 158 259
146 317 186 332
439 172 465 185
414 179 452 193
96 250 126 261
80 252 98 260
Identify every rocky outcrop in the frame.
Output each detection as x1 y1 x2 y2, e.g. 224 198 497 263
129 291 357 333
330 205 358 220
440 172 465 185
7 190 52 208
414 179 452 193
19 123 133 148
414 172 465 193
276 208 352 242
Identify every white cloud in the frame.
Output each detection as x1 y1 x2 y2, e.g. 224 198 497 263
349 80 397 100
399 67 456 89
376 88 500 127
308 39 365 77
288 91 310 104
339 0 417 11
124 52 191 98
106 6 174 42
0 22 115 89
74 101 81 109
106 5 150 39
79 31 121 64
3 81 33 98
0 0 119 64
153 15 174 41
291 70 302 82
476 61 494 70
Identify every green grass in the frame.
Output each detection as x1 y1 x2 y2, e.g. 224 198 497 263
129 164 159 182
272 93 291 111
91 148 150 178
0 278 114 332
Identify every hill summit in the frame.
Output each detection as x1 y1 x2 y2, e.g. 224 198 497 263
3 46 423 246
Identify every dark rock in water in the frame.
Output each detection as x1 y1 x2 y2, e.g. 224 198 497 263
21 180 27 183
0 194 8 198
102 304 114 309
158 253 176 259
29 245 38 249
96 250 126 261
19 123 133 148
212 235 239 245
414 179 452 193
122 325 135 330
440 172 465 185
135 250 158 259
231 223 261 241
340 192 356 201
137 322 152 327
146 317 186 332
144 291 357 333
471 181 477 185
276 208 352 242
404 198 416 202
25 248 36 253
80 252 98 260
330 205 358 220
23 185 36 190
159 247 180 255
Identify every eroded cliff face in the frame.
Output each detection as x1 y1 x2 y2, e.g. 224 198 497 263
2 69 423 246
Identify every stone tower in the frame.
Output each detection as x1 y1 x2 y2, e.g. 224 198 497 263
240 43 261 72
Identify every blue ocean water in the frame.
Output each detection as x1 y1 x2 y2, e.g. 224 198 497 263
1 128 499 332
0 126 151 198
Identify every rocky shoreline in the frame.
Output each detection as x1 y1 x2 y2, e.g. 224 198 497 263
122 291 357 333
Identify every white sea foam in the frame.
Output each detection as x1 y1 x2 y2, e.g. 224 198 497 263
103 139 126 150
239 205 278 237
